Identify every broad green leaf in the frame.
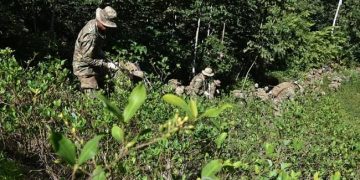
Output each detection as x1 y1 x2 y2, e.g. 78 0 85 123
201 104 232 118
111 125 124 143
92 166 106 180
201 159 223 179
189 99 198 118
215 132 228 149
163 94 190 115
78 135 103 165
331 171 341 180
98 95 122 120
50 132 76 165
123 83 147 123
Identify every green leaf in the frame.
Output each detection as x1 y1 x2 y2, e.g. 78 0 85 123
123 83 147 123
215 132 228 149
232 161 242 168
201 159 223 179
111 125 124 143
264 142 275 156
292 138 304 151
280 163 292 170
92 166 106 180
125 140 137 149
331 171 341 180
163 94 191 115
50 132 76 165
98 95 122 120
78 135 103 165
200 104 232 118
189 99 198 118
313 172 321 180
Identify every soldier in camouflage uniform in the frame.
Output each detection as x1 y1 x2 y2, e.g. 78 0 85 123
73 6 119 93
186 67 217 97
269 81 303 103
205 79 221 99
167 79 185 96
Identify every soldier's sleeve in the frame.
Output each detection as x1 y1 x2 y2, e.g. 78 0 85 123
192 78 203 94
80 34 106 67
209 83 216 95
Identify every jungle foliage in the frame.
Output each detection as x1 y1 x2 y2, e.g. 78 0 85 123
1 0 359 82
1 0 360 179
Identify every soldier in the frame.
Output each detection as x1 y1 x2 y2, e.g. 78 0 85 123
186 67 214 96
269 81 303 103
73 6 119 94
167 79 185 96
205 80 221 99
254 84 269 101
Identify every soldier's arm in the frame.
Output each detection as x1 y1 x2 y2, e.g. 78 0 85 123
80 34 107 67
192 78 203 94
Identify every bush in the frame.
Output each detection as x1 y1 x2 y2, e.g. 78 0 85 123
1 36 360 179
246 2 346 73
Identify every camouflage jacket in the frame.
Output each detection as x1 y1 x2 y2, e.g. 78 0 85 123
187 73 210 95
206 81 219 99
73 19 107 76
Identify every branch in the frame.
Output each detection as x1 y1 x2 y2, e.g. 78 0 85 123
241 57 257 91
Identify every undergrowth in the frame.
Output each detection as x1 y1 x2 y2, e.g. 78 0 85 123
1 48 359 179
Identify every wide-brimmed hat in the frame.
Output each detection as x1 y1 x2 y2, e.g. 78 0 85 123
202 67 214 77
96 6 117 28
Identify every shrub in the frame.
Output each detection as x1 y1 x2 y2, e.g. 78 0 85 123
246 2 346 73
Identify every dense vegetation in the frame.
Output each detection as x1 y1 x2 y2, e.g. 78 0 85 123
1 0 359 179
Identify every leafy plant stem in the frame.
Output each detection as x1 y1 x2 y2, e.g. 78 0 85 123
105 136 165 171
241 57 257 91
71 164 79 180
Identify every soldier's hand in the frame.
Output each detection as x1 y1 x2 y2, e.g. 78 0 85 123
107 62 119 70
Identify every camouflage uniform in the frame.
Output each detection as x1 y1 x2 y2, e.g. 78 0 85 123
269 82 302 103
73 19 109 89
186 73 210 96
167 79 185 96
205 80 220 99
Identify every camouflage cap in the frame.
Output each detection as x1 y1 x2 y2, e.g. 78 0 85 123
96 6 117 28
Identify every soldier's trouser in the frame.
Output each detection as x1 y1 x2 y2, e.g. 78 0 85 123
78 75 99 90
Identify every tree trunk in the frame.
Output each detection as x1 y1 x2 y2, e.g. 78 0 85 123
332 0 343 34
193 18 201 76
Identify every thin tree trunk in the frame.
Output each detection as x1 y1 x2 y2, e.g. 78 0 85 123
218 22 226 60
207 23 211 36
207 6 212 36
241 57 257 91
332 0 343 34
193 18 201 76
221 22 226 44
